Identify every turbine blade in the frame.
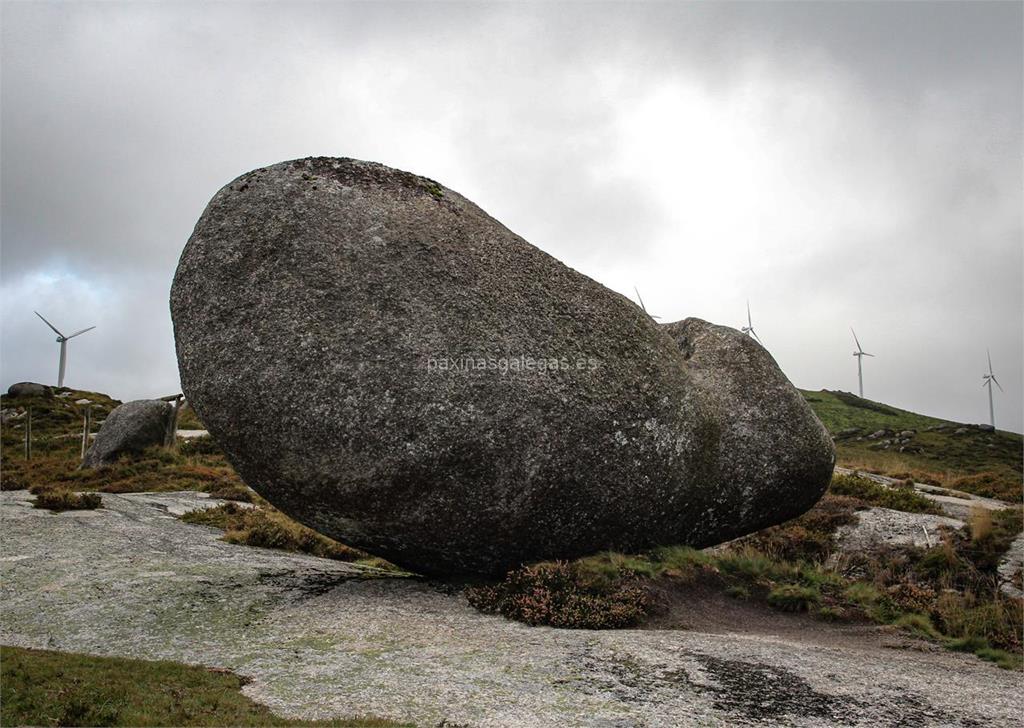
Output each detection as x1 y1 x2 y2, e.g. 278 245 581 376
863 352 875 357
988 349 993 375
66 326 96 339
747 300 752 329
634 286 647 314
751 329 763 345
35 311 64 338
851 327 862 352
992 376 1004 392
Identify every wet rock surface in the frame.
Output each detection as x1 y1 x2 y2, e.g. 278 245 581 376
171 156 834 575
1 490 1018 728
82 399 173 468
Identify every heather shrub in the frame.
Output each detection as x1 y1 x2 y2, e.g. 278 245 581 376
465 561 651 629
885 583 937 616
33 489 101 512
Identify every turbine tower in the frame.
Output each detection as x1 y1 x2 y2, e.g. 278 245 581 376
851 328 874 398
982 349 1003 428
35 311 95 388
633 286 661 320
741 300 763 344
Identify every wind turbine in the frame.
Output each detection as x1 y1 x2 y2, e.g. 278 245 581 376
982 349 1003 428
634 287 661 320
740 300 763 344
851 328 874 398
35 311 95 388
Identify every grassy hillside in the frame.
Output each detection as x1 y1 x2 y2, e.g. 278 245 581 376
1 387 122 452
1 387 248 503
802 389 1022 501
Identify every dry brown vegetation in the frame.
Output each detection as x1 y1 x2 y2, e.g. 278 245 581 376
180 502 375 564
31 488 102 512
1 443 252 501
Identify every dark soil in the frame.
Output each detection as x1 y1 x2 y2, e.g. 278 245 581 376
642 579 928 653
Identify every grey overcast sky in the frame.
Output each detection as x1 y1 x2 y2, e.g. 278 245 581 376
2 1 1022 431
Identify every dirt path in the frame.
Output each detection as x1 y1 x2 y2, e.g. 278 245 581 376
1 490 1019 727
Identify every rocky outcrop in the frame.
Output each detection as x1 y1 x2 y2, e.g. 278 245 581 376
6 382 52 398
997 531 1024 600
835 507 964 553
82 400 172 468
170 156 834 575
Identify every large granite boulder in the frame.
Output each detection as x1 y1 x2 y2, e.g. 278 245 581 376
7 382 52 398
82 400 172 468
171 157 834 575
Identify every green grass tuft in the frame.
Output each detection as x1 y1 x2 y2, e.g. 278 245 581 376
767 584 820 612
829 474 943 514
0 645 409 727
893 613 942 640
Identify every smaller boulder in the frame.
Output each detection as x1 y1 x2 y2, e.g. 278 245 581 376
82 400 173 468
7 382 52 398
978 424 995 433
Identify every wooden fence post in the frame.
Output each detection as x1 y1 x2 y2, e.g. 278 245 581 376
80 407 92 460
163 394 184 449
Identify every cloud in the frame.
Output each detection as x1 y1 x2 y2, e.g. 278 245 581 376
2 1 1021 430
